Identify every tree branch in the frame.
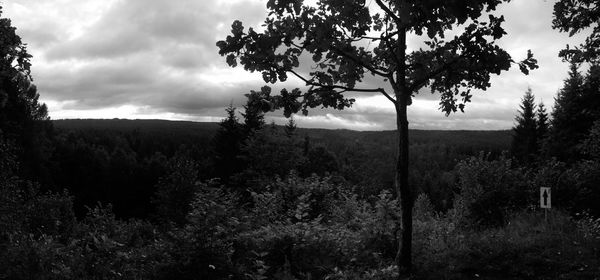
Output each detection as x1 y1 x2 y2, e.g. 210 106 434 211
330 45 390 77
375 0 401 26
407 57 461 92
289 69 396 103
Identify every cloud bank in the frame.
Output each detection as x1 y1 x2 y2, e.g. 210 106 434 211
3 0 590 130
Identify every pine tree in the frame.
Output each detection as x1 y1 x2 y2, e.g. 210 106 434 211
581 64 600 124
511 87 538 163
242 96 265 134
545 62 598 161
212 104 244 182
536 101 549 151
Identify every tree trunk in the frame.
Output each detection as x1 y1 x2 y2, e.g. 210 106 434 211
395 95 413 275
394 25 413 276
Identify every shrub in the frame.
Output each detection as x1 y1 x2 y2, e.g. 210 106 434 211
452 153 529 228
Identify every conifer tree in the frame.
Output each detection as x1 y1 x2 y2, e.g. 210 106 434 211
536 101 549 150
581 64 600 122
243 89 270 133
213 104 244 182
546 63 585 161
511 88 538 163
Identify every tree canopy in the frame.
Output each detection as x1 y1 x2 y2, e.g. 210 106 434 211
553 0 600 63
511 88 538 163
545 63 600 161
218 1 537 116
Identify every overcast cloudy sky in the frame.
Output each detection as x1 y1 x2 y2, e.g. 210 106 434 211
2 0 591 130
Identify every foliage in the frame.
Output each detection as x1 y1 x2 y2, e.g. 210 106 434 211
0 7 52 182
511 88 540 163
536 101 549 149
452 153 529 228
213 104 245 183
234 126 306 191
580 120 600 160
544 63 600 161
152 156 202 227
217 1 537 270
553 0 600 63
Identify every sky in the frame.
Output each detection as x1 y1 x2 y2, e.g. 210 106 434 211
2 0 591 130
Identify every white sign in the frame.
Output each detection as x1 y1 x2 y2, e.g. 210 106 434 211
540 187 551 209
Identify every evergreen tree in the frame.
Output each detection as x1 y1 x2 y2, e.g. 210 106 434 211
545 63 585 160
212 104 244 183
536 101 549 150
242 90 267 133
546 63 600 161
581 64 600 123
511 88 538 163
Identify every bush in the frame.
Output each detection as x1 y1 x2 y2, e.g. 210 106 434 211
452 153 529 228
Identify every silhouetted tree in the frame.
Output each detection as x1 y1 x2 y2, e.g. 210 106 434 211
546 63 586 161
217 0 537 272
545 63 600 161
0 7 52 182
511 88 538 163
243 89 270 133
581 64 600 122
536 102 549 142
553 0 600 63
213 104 244 183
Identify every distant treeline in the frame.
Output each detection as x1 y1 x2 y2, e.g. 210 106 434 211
46 119 510 218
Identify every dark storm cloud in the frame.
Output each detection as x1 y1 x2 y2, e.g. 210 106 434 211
8 0 269 116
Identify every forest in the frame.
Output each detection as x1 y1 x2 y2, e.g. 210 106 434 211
1 1 600 280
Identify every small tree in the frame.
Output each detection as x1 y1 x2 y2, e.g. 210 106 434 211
537 102 549 141
212 104 244 182
243 88 272 133
511 88 538 163
217 1 537 272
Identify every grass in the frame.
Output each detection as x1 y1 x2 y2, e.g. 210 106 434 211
413 210 600 280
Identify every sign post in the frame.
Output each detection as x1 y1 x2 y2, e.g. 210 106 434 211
540 187 551 222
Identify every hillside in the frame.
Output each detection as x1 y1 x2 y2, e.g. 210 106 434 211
53 119 512 152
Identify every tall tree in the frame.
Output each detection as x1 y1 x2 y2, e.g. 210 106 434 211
553 0 600 63
546 63 587 161
511 88 538 163
536 101 549 149
582 64 600 122
216 0 537 272
212 104 244 183
0 7 52 181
